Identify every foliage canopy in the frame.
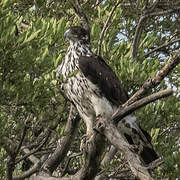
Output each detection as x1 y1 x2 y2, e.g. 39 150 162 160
0 0 180 179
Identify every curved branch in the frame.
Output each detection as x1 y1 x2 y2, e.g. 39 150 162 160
113 88 173 124
60 152 82 177
13 147 41 180
42 104 80 174
132 15 147 60
15 130 50 165
132 0 160 60
132 4 180 60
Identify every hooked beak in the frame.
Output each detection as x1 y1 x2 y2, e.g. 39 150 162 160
64 29 70 39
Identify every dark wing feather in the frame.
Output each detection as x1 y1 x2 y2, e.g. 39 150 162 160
78 55 128 106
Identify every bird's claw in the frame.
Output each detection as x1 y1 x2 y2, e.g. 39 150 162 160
80 134 93 153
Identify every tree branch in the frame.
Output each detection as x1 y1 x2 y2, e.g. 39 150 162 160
13 162 40 180
42 104 80 174
97 1 121 56
13 148 41 180
60 152 82 177
15 129 50 165
144 38 180 57
95 53 180 179
75 131 105 179
132 0 160 59
113 88 173 124
132 15 147 60
117 53 180 110
132 2 180 59
15 117 30 157
96 119 153 180
2 137 16 158
72 0 90 32
101 145 117 167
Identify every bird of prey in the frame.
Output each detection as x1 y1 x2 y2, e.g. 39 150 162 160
56 26 158 164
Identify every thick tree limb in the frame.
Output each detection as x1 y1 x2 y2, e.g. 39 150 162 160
115 53 180 110
75 132 105 180
42 104 80 174
113 88 173 124
7 157 15 180
96 119 153 180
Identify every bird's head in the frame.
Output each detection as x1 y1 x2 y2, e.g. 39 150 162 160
64 26 90 44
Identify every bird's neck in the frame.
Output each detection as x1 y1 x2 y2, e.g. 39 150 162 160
68 41 93 58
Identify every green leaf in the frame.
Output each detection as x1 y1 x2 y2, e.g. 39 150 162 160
53 18 57 35
22 30 41 45
42 47 49 60
54 53 63 68
98 6 101 18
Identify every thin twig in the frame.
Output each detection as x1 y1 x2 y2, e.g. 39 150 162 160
132 15 147 60
15 117 30 156
132 4 180 59
132 0 160 60
60 152 82 177
144 38 180 57
145 157 164 170
92 0 104 8
72 0 90 32
97 1 121 56
15 130 50 164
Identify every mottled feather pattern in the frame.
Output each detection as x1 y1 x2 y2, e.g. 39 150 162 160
57 26 158 164
79 55 128 106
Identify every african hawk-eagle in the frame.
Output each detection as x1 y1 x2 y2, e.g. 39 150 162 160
56 26 158 164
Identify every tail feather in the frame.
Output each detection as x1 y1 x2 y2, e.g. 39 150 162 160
140 145 158 164
124 131 158 164
121 115 158 164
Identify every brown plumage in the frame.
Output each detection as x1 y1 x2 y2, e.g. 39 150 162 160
57 26 158 164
